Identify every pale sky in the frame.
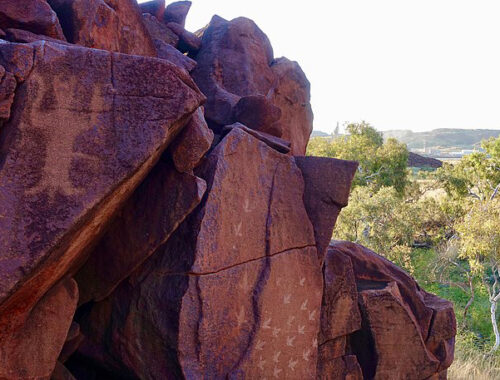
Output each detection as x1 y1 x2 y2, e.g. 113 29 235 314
141 0 500 133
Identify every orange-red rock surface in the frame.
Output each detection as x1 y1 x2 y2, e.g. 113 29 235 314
0 1 455 378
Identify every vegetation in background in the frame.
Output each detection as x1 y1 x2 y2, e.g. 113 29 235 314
307 124 500 377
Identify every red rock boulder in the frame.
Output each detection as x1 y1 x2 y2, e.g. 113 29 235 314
77 128 323 379
0 40 204 334
48 0 157 56
0 0 66 40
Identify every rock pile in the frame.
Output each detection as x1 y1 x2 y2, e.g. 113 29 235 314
0 1 455 379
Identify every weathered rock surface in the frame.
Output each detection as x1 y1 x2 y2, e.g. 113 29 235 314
3 27 73 45
223 122 291 154
139 0 166 20
166 21 201 55
232 94 283 137
271 57 314 155
142 12 179 47
76 128 323 378
155 39 196 71
0 0 66 40
295 157 358 261
0 40 204 333
169 107 214 172
0 4 456 379
191 15 275 126
48 0 157 56
0 278 78 379
164 1 191 27
76 158 207 304
328 241 456 379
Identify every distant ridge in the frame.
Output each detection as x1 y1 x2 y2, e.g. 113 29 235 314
408 152 442 168
382 128 500 150
311 130 330 137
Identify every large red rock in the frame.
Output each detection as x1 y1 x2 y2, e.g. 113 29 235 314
77 128 323 378
0 0 66 40
142 13 178 47
76 158 207 304
169 107 214 172
271 57 313 155
166 21 201 55
0 40 204 333
329 241 456 379
139 0 166 20
48 0 157 56
232 94 283 137
331 241 434 339
319 248 361 344
164 1 192 28
295 157 358 261
191 15 275 126
155 39 196 71
356 282 441 379
0 278 78 379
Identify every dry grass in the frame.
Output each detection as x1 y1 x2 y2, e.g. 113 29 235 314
448 347 500 379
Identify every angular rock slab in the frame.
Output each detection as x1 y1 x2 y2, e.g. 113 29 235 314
169 107 214 173
48 0 157 56
319 247 361 344
0 41 204 330
223 122 291 154
191 16 275 126
76 158 207 304
271 57 313 155
295 156 358 261
330 241 456 379
0 0 66 40
78 128 322 378
164 1 191 27
0 278 78 379
357 282 440 379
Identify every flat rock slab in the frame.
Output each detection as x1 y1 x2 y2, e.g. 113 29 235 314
78 128 322 378
0 40 204 331
319 248 361 344
295 157 358 261
223 122 291 154
48 0 157 56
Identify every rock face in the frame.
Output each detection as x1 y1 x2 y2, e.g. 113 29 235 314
0 278 78 379
0 40 204 334
0 0 66 40
48 0 157 56
0 3 455 379
327 242 456 380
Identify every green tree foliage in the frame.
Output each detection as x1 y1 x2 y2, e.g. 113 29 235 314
437 137 500 201
307 122 409 193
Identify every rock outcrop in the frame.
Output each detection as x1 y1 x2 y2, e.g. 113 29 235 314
0 1 455 379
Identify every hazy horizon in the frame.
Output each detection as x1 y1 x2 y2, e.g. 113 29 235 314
140 0 500 133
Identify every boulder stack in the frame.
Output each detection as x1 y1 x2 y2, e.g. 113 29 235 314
0 1 455 379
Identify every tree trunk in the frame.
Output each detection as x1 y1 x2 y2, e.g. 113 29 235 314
490 299 500 352
462 277 474 327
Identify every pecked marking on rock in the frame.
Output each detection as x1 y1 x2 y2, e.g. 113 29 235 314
0 39 204 332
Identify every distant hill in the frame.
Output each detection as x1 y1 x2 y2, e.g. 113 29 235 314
382 128 500 150
408 152 442 168
311 130 330 137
